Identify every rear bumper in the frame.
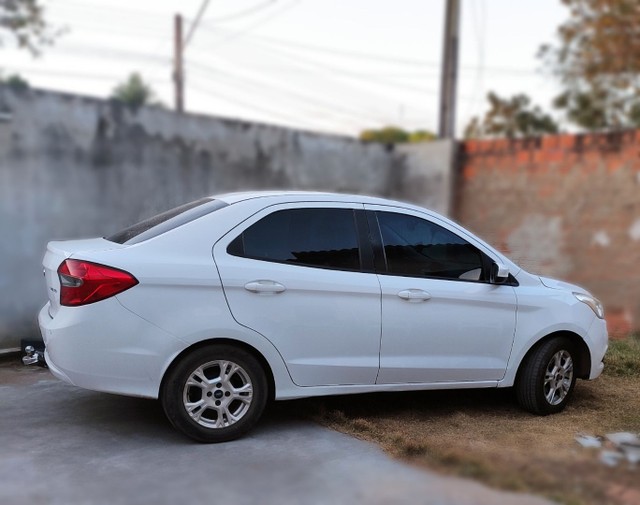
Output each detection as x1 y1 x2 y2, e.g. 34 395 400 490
39 300 186 399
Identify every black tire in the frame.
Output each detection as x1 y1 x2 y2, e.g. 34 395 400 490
515 337 577 415
161 344 268 443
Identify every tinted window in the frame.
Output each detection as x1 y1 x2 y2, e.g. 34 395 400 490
376 212 484 281
228 208 361 271
107 198 227 245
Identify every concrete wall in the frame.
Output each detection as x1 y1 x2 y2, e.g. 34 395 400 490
457 133 640 336
0 86 454 351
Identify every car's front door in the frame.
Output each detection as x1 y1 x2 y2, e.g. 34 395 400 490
365 205 518 384
213 202 381 387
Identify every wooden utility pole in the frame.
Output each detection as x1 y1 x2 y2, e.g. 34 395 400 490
174 14 184 113
438 0 461 138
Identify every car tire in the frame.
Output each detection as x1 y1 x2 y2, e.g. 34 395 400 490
161 344 268 443
516 337 577 415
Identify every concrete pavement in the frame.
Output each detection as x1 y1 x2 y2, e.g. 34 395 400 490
0 360 552 505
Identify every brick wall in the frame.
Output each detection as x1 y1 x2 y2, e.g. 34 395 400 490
457 132 640 336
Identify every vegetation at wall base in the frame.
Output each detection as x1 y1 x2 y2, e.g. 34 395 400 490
359 126 436 144
110 72 161 110
606 332 640 378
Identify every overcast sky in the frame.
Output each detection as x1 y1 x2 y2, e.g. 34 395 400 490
1 0 569 137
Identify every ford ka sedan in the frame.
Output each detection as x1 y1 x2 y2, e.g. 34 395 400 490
38 192 608 442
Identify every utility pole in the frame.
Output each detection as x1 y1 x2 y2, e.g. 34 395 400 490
173 1 211 114
438 0 461 138
173 14 184 113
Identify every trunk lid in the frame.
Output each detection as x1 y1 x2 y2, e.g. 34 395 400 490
43 238 125 316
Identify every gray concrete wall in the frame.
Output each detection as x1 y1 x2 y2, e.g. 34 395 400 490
0 86 453 351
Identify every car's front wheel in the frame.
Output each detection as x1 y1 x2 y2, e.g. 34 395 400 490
516 337 577 415
161 344 268 443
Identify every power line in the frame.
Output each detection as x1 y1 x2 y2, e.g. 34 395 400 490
236 39 443 96
188 78 336 131
208 0 301 50
188 59 393 126
203 1 277 24
2 66 168 84
54 43 169 64
184 0 211 49
207 28 538 76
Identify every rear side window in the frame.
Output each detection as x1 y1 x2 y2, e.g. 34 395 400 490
228 208 361 271
376 211 485 281
107 198 227 245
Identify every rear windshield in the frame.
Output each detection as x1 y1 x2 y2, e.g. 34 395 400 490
106 198 228 245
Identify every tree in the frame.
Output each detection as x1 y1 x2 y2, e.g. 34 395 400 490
408 130 437 143
360 126 436 144
111 73 159 109
1 72 29 91
0 0 57 55
540 0 640 130
464 92 559 139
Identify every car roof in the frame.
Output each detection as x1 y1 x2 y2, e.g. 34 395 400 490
213 190 425 210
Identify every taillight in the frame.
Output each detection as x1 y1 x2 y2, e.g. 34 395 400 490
58 259 138 307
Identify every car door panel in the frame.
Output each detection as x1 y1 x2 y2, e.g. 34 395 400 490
364 205 518 384
213 203 382 387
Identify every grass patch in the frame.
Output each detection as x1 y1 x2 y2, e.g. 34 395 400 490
606 333 640 377
280 337 640 505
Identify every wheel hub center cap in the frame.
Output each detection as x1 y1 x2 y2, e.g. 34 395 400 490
214 390 224 399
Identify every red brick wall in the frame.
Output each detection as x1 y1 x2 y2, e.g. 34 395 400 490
457 131 640 337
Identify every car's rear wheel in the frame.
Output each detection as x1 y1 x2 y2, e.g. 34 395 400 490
516 337 577 415
161 344 267 443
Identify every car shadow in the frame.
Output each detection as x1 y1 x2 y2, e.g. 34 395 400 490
49 381 600 444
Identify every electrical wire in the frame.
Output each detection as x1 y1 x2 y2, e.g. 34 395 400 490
203 1 277 24
2 66 168 84
207 27 538 75
188 59 392 126
188 78 337 131
208 0 301 50
184 0 211 49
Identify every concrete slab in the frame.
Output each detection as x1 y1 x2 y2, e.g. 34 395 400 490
0 361 552 505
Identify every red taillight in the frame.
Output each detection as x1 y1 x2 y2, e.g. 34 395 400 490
57 259 138 307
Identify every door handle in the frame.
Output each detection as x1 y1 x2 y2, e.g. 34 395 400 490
244 280 286 294
397 289 431 302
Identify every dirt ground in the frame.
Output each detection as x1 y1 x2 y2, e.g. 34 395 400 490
287 373 639 505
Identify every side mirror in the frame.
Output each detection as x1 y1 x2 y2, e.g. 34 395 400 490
490 262 510 284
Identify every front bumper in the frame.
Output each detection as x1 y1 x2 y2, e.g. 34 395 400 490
587 316 608 380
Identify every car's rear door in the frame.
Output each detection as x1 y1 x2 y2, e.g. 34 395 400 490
213 201 381 387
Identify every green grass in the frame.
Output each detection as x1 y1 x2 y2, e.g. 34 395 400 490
605 333 640 377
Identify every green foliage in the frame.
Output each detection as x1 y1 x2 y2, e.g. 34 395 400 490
464 92 559 139
360 126 436 144
540 0 640 130
0 0 58 55
604 333 640 378
1 72 29 91
110 72 159 109
408 130 437 143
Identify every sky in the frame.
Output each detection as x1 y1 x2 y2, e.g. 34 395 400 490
1 0 570 137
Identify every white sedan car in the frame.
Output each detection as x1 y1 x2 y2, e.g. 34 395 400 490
38 192 608 442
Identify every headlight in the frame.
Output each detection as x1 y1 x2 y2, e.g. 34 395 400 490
574 292 605 319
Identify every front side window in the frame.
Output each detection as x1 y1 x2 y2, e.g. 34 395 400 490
376 211 485 281
228 208 361 271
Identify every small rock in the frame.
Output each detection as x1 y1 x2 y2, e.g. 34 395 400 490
575 433 602 448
